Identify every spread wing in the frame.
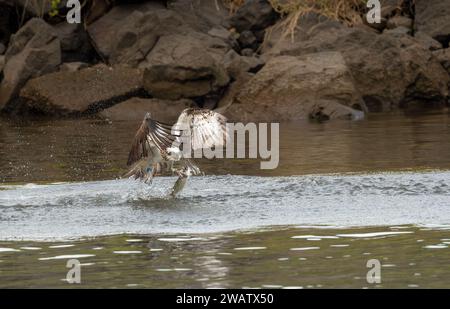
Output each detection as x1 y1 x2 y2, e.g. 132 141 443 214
173 108 228 153
127 115 176 166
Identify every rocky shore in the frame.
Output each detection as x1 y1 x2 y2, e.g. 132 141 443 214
0 0 449 122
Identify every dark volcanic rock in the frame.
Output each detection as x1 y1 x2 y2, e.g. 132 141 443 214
0 18 61 110
238 30 258 49
88 1 235 67
222 49 264 79
415 0 450 47
87 2 166 62
263 15 449 112
59 62 89 72
386 15 413 30
224 52 365 122
432 49 450 73
229 0 278 33
142 33 230 100
19 64 143 115
54 22 94 63
0 55 4 75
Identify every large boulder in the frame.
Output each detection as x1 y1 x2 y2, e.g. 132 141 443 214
224 52 365 122
109 9 186 67
100 97 194 122
19 64 144 115
415 0 450 47
88 1 234 67
87 2 166 62
263 15 449 112
142 33 230 100
0 18 61 110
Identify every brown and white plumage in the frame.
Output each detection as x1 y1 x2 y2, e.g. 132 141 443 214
125 108 228 196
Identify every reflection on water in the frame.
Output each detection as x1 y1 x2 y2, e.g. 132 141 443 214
1 226 450 288
1 112 450 183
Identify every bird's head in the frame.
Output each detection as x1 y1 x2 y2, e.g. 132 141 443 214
144 112 152 122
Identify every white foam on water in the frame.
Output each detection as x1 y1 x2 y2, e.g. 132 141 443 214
423 245 448 249
113 251 142 254
292 235 339 239
39 254 95 260
233 247 267 251
290 247 320 251
49 244 75 248
336 231 413 238
0 248 20 252
157 237 205 242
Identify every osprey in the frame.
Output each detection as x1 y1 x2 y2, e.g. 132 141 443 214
125 108 228 197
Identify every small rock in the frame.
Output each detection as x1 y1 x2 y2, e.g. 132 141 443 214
229 0 278 32
415 0 450 46
386 15 413 30
54 22 93 62
208 27 239 50
59 62 89 72
0 18 61 110
100 97 194 122
432 49 450 73
309 100 364 122
238 30 257 49
414 32 443 51
0 55 4 73
384 26 412 36
240 48 254 57
222 50 264 79
20 64 144 115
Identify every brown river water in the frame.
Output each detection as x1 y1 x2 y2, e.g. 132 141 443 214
0 112 450 288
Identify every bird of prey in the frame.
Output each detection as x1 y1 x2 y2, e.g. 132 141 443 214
125 108 228 197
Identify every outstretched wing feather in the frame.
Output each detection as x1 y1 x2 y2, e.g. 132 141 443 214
174 108 228 153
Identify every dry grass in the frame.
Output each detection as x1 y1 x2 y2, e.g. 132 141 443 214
268 0 369 42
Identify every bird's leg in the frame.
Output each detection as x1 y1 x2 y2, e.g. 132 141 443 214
169 167 191 198
143 163 157 185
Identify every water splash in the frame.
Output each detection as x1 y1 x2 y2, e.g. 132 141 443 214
1 171 450 240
